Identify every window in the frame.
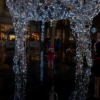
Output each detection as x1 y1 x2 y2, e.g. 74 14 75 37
69 37 74 41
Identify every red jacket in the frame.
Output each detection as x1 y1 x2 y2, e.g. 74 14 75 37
47 50 55 61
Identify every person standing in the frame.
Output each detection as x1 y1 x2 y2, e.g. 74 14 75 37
47 37 51 49
47 45 55 70
91 32 100 99
55 37 61 55
91 39 96 55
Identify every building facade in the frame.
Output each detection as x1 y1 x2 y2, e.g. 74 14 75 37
0 0 98 49
0 0 41 42
46 19 76 49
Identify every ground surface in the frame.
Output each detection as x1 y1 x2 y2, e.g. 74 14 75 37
0 48 97 100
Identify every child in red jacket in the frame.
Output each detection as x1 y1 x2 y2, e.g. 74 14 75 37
47 45 55 70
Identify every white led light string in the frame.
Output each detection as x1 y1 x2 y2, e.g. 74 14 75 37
41 21 45 41
6 0 71 72
5 1 100 99
6 0 100 75
13 66 27 100
67 0 100 74
69 68 91 100
6 0 71 22
13 18 28 74
40 51 44 82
